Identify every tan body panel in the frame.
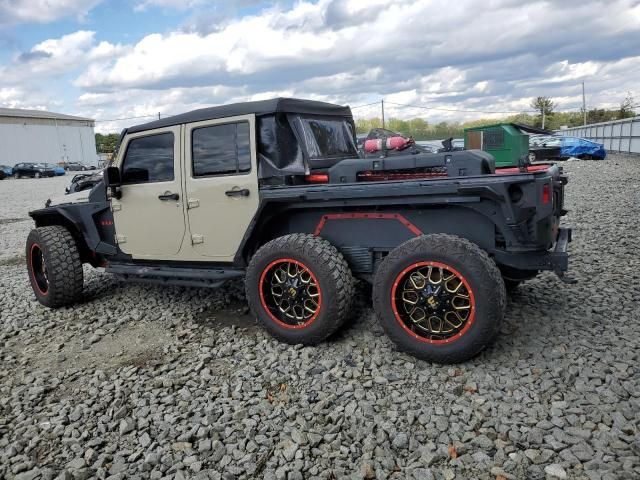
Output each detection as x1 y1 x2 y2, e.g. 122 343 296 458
112 125 188 259
183 115 259 261
110 116 259 262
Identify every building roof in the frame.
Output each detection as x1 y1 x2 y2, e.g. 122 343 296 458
127 97 353 134
465 122 552 135
0 107 94 123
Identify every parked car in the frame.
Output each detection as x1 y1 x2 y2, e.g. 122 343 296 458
0 165 13 177
13 163 56 178
528 135 606 161
26 97 572 364
66 170 103 194
529 135 562 162
415 141 442 153
43 163 66 176
560 136 606 160
64 162 96 171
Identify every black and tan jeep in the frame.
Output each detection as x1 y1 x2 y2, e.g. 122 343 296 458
26 98 572 363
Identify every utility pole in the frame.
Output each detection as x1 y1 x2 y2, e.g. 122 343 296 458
158 112 161 120
542 109 546 129
582 82 587 126
381 99 385 129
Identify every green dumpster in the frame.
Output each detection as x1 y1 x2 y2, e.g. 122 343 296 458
464 123 529 167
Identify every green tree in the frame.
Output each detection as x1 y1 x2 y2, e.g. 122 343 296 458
530 96 555 128
95 133 120 153
618 92 636 119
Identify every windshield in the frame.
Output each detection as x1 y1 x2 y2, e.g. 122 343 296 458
294 116 358 159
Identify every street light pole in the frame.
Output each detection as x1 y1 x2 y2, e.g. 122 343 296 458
381 99 385 129
582 82 587 126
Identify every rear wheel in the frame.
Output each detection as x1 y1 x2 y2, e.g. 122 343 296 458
373 234 505 364
246 234 355 345
26 226 84 308
34 172 41 178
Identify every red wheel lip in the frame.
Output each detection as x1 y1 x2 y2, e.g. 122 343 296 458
28 242 49 296
390 261 476 345
258 258 322 330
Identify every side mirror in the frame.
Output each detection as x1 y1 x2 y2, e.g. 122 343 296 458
104 166 121 187
104 166 122 199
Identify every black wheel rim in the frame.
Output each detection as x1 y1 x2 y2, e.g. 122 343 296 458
259 259 322 329
392 261 475 344
30 244 49 294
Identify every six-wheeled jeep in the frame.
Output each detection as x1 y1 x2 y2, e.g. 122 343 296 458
26 98 572 363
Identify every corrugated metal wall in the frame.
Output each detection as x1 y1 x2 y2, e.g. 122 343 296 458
0 118 97 166
557 116 640 154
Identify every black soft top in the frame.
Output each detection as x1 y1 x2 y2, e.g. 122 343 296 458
127 97 353 134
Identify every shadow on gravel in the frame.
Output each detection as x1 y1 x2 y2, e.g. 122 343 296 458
75 276 124 305
0 256 23 266
194 306 259 332
0 217 28 225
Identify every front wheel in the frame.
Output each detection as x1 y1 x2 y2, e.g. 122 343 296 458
34 172 41 178
373 234 506 364
245 234 355 345
26 226 84 308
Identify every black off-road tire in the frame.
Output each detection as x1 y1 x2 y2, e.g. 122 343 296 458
246 234 355 345
372 234 506 364
26 226 84 308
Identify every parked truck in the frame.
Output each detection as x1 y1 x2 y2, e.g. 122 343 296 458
26 98 572 363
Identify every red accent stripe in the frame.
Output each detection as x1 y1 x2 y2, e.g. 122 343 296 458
313 212 423 237
495 164 551 174
28 243 48 296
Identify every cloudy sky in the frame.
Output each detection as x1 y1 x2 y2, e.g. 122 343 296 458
0 0 639 132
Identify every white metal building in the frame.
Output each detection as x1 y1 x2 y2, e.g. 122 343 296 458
0 108 97 167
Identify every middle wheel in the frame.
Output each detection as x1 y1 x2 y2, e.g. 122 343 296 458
245 233 355 345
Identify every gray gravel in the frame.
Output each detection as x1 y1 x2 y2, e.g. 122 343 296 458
1 156 639 480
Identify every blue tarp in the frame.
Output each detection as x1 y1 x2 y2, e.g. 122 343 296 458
561 136 606 159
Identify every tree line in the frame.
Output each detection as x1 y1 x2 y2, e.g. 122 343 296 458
356 93 636 140
95 93 636 152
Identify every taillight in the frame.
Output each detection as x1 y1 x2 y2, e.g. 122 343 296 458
305 174 328 183
542 183 551 204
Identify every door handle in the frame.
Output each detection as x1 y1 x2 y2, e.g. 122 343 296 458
225 188 250 197
158 192 179 201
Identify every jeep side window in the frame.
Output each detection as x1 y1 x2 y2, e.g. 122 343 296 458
121 133 174 184
192 122 250 176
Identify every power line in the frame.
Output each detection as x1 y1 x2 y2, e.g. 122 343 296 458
384 100 536 114
384 100 531 114
350 101 382 109
94 114 158 123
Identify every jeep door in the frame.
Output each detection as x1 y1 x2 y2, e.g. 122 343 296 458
183 115 259 260
111 126 187 259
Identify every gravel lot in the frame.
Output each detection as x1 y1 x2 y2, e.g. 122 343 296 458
1 156 639 480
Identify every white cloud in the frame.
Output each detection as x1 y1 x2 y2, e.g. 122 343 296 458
2 0 640 129
0 0 102 25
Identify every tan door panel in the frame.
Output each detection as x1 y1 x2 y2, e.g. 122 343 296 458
111 125 187 259
183 115 259 261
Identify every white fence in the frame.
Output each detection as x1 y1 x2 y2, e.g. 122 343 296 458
557 116 640 155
